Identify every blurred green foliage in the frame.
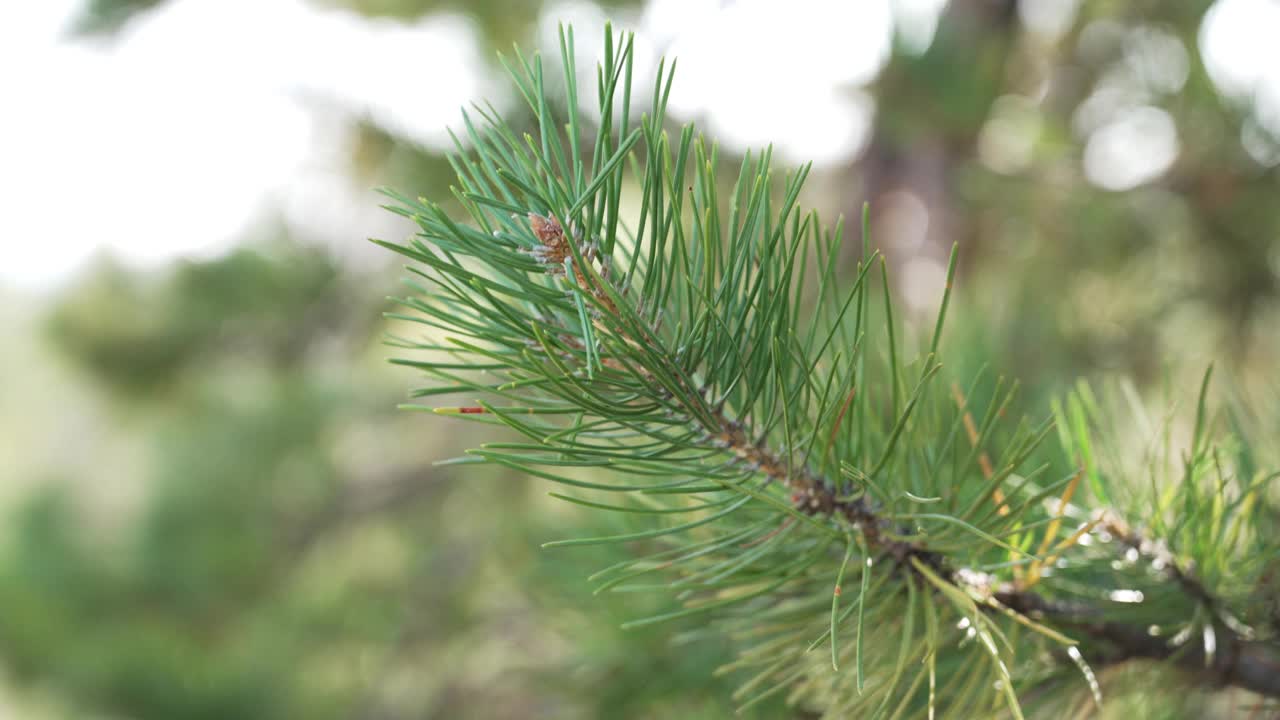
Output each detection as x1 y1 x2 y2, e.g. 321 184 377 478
45 243 348 394
869 0 1280 388
3 238 779 718
72 0 166 35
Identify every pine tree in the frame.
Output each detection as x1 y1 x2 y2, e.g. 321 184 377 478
376 26 1280 718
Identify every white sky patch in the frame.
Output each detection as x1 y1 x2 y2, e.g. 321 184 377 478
0 0 78 51
1083 106 1179 191
1019 0 1081 39
4 0 1280 288
1200 0 1280 154
537 1 660 126
891 0 948 54
1199 0 1280 100
650 0 891 167
0 0 486 290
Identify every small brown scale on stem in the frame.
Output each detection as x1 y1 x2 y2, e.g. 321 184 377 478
528 213 617 315
527 212 571 265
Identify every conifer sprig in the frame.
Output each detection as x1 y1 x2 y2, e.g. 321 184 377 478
376 25 1280 716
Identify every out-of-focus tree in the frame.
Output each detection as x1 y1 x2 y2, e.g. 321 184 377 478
858 0 1279 386
45 243 350 394
2 240 780 718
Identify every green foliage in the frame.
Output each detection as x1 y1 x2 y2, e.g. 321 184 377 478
0 397 337 720
2 246 388 718
4 239 777 719
46 242 347 395
379 25 1280 717
71 0 166 35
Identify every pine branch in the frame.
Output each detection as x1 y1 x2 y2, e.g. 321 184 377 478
374 25 1280 716
523 208 936 576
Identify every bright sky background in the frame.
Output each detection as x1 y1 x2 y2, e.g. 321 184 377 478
1 0 1278 291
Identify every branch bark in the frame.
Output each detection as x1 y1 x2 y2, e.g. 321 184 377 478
995 587 1280 698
